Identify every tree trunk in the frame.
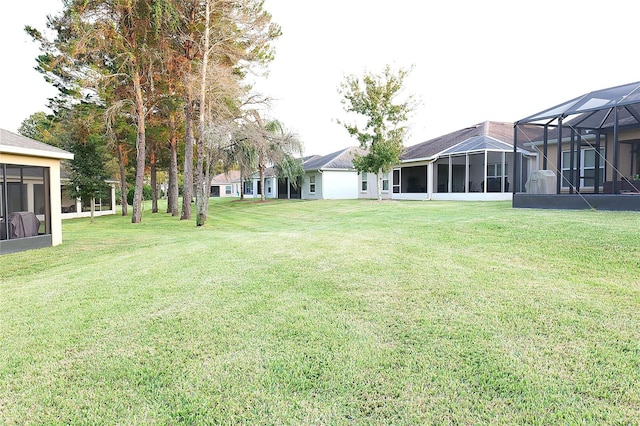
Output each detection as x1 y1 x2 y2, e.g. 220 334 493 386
131 65 146 224
117 143 128 216
240 171 245 200
150 143 158 213
167 112 179 216
90 196 95 224
195 0 211 227
260 163 266 201
181 86 194 220
377 168 383 201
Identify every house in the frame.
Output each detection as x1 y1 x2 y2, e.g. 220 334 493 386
210 170 241 197
60 163 118 219
301 146 367 200
1 129 74 254
361 121 536 201
513 81 640 211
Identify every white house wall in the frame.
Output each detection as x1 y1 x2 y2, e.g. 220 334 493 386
324 171 358 199
303 170 358 199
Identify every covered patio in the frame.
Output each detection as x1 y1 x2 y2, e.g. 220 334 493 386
513 81 640 211
393 121 536 201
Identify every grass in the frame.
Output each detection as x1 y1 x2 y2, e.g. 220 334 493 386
1 198 639 424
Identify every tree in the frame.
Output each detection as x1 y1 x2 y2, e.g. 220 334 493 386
18 112 56 143
338 65 415 200
29 0 178 224
186 0 281 225
250 114 303 202
59 103 111 223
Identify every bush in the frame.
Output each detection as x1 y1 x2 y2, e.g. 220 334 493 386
126 185 153 205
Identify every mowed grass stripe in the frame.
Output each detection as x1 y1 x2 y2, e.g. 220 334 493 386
0 198 638 424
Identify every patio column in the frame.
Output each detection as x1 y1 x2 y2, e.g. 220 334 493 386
501 151 506 192
465 153 469 193
543 125 548 170
556 118 563 194
448 155 452 193
595 132 601 194
513 125 518 194
483 150 488 193
613 107 619 193
569 128 575 194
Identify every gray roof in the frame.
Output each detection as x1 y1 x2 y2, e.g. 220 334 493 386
401 121 516 161
211 170 241 184
303 146 367 171
0 129 73 160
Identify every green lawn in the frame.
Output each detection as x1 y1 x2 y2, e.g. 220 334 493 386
1 199 639 424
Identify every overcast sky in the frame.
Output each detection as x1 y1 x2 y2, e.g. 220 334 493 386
2 0 638 156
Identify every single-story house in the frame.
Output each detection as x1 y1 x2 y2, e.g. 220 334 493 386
302 146 366 200
513 81 640 211
1 129 74 254
60 163 118 219
210 170 242 197
233 150 366 201
361 121 537 201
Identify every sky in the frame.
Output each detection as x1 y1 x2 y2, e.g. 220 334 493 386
1 0 639 156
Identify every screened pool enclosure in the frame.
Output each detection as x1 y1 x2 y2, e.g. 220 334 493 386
513 81 640 211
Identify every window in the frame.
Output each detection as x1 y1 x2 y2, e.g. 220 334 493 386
244 181 253 195
392 169 400 193
562 148 605 189
309 175 316 193
225 185 232 195
361 172 368 192
487 163 505 178
382 173 389 192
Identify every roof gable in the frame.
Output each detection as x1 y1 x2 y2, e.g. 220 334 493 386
303 146 367 171
401 121 515 160
0 129 73 160
211 170 241 184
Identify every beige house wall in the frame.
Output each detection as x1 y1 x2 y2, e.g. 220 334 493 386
1 152 64 246
532 128 639 186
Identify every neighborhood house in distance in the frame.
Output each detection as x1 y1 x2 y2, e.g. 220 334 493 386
213 81 640 211
3 81 640 254
212 121 536 202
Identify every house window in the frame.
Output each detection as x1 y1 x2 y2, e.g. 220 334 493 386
562 148 605 189
244 181 253 195
382 173 389 192
309 175 316 193
392 169 400 193
225 185 232 195
487 163 505 178
361 172 368 192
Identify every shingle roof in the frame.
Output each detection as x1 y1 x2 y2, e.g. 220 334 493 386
401 121 515 161
211 170 241 184
0 129 73 160
303 146 367 171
